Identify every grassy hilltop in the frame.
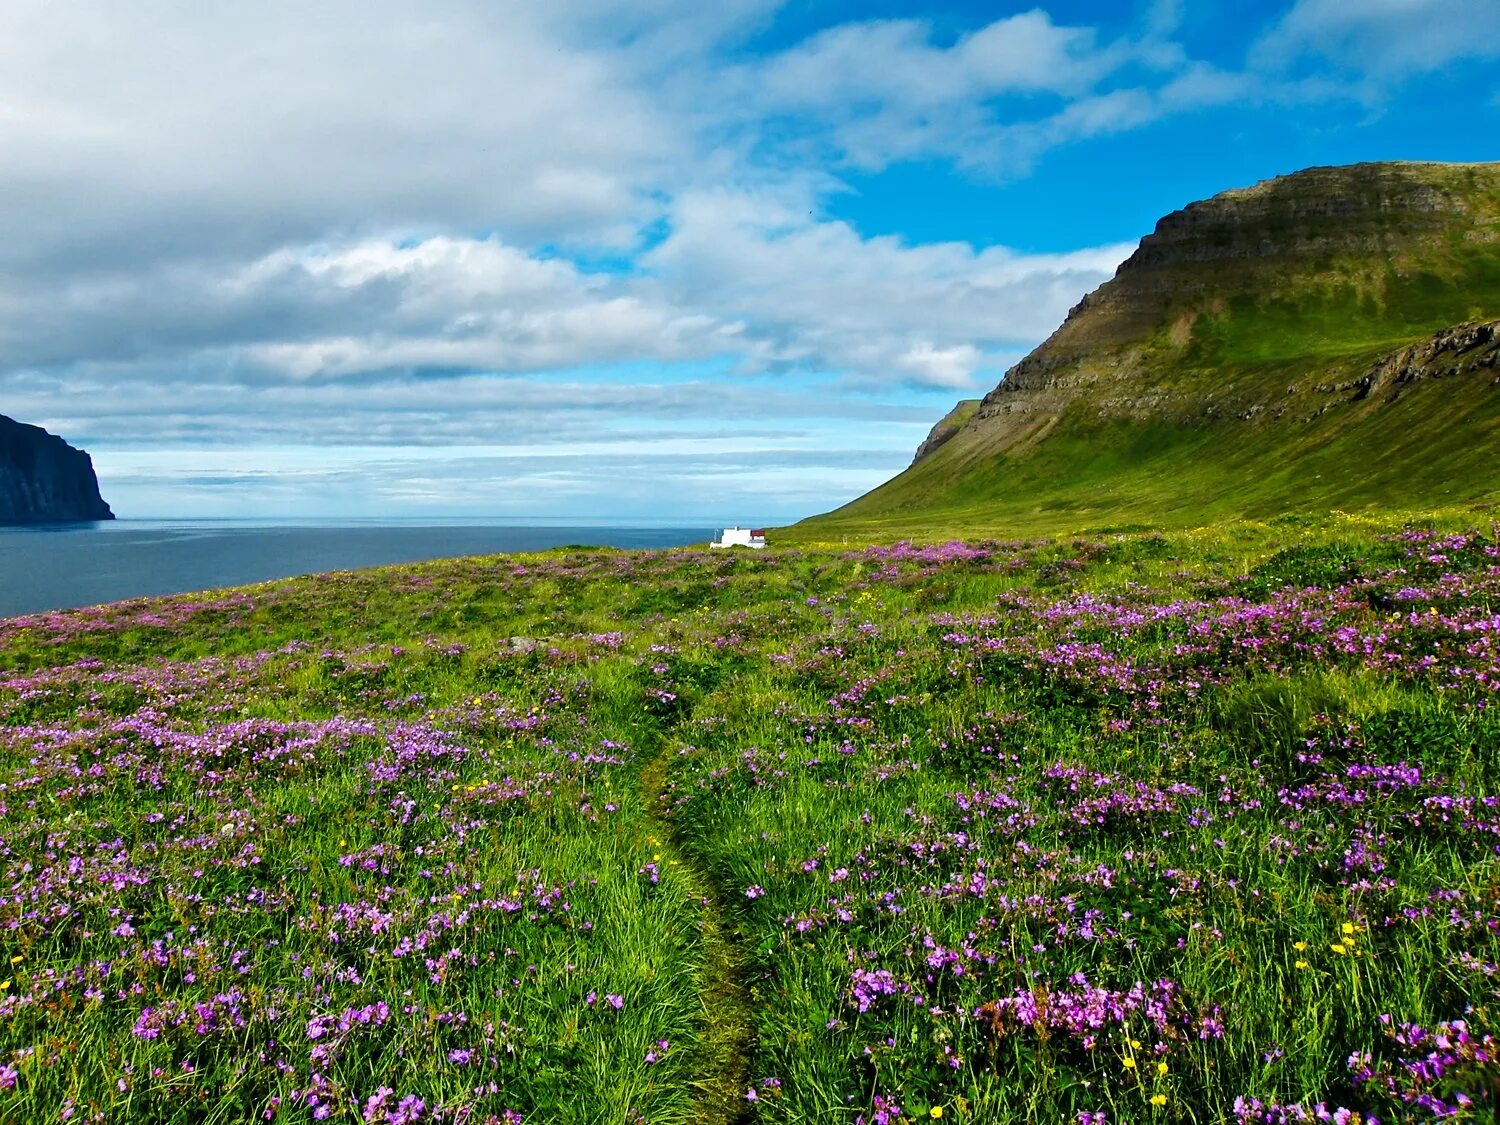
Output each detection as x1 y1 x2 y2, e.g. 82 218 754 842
804 162 1500 541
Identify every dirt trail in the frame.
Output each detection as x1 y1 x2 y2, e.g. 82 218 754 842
637 742 757 1124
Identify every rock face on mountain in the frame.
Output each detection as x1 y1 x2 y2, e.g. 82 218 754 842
958 161 1500 438
0 415 114 524
911 400 981 464
1343 321 1500 402
814 161 1500 530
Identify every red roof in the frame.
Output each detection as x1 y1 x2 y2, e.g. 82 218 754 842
750 529 766 537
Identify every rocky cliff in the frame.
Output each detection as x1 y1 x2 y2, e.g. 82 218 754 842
1341 320 1500 401
814 161 1500 531
0 414 114 524
911 400 981 464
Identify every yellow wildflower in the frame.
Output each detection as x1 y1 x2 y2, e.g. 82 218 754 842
0 981 9 991
8 956 21 966
1295 960 1309 970
930 1110 943 1120
1341 922 1355 935
1151 1094 1167 1107
1331 944 1347 955
1129 1039 1142 1049
1157 1062 1168 1076
1122 1057 1137 1070
1293 941 1307 951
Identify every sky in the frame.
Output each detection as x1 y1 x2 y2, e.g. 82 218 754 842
2 0 1497 522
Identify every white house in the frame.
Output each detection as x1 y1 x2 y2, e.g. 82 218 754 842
710 525 767 549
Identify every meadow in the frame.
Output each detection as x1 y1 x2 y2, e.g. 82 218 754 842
0 513 1497 1123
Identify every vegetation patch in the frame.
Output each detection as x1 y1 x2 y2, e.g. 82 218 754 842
1 519 1498 1121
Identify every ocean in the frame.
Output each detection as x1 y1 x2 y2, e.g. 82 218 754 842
0 519 715 618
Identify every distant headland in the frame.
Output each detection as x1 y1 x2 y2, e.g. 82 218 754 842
0 413 114 524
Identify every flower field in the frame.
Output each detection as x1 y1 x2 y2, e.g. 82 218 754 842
1 518 1498 1122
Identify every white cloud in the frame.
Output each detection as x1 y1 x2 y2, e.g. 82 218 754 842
893 343 984 389
90 443 907 520
2 207 1129 393
752 12 1115 112
0 1 1147 415
232 238 746 380
0 235 738 378
644 187 1132 386
7 364 937 448
0 0 680 275
726 9 1229 175
1252 0 1500 84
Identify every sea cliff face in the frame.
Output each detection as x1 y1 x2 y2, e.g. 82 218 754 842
0 414 114 524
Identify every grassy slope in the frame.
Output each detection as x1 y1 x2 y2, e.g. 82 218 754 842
797 376 1500 543
798 162 1500 543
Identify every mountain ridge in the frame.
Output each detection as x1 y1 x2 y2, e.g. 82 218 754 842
806 160 1500 536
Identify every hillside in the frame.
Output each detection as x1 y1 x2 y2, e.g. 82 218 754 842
805 161 1500 537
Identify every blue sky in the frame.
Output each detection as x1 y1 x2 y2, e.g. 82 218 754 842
1 0 1496 521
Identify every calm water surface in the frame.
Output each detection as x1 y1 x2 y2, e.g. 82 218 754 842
0 519 715 617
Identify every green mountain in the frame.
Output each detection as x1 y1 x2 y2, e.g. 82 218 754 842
805 161 1500 538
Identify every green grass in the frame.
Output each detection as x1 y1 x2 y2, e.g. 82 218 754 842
2 515 1500 1121
801 368 1500 543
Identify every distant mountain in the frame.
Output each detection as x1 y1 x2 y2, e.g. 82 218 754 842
809 161 1500 535
0 414 114 524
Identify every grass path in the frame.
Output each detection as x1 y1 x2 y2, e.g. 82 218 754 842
637 736 757 1124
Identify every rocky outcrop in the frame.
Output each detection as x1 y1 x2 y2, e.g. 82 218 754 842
1347 321 1500 401
0 414 114 524
912 400 981 464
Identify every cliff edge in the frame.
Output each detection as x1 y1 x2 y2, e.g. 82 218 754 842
0 414 115 524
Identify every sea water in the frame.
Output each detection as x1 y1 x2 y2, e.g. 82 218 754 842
0 518 716 617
